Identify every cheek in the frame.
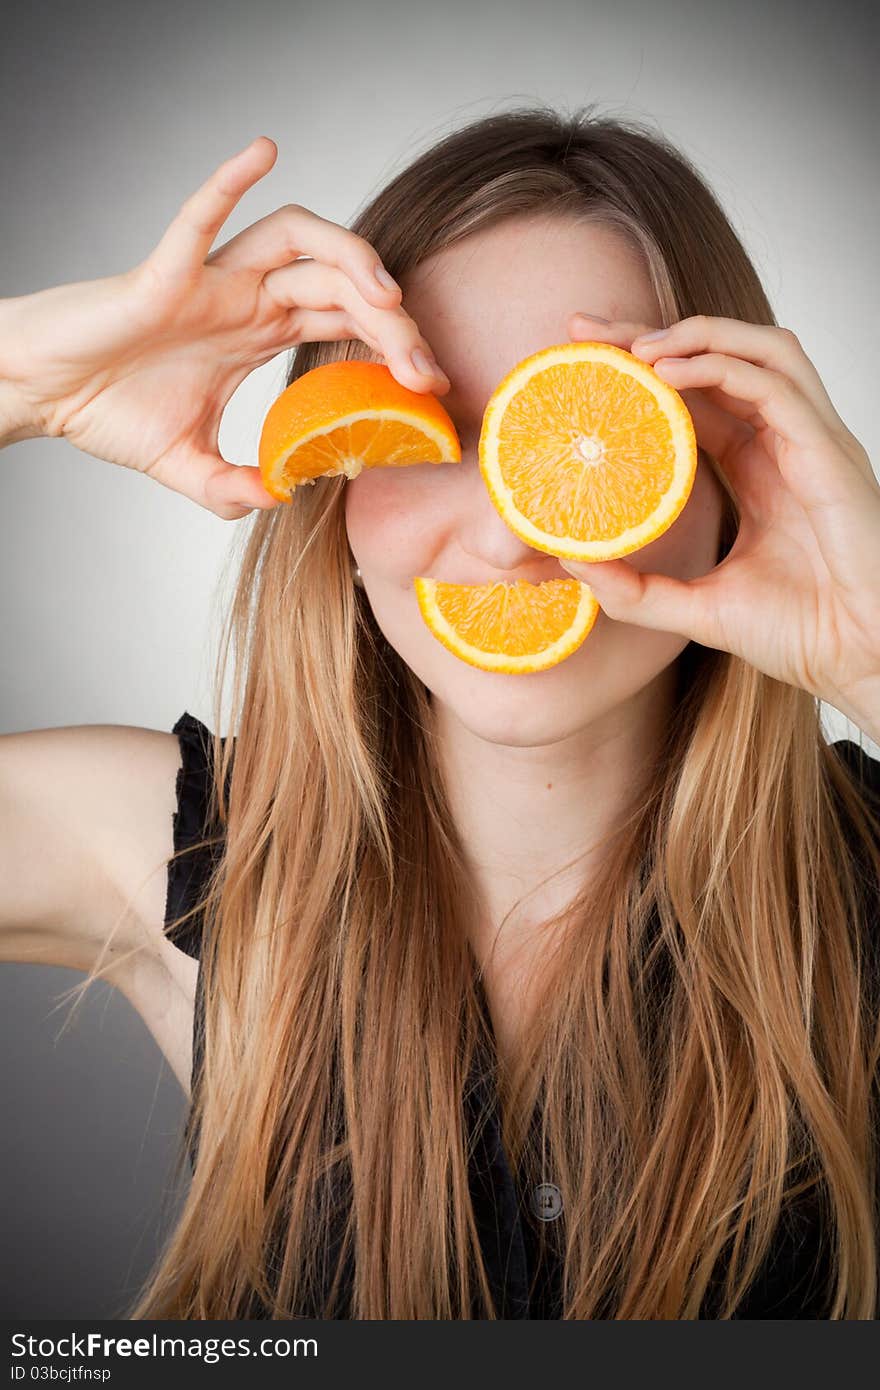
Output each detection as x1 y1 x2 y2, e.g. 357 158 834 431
344 465 457 577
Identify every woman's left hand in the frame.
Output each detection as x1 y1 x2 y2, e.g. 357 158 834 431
561 313 880 742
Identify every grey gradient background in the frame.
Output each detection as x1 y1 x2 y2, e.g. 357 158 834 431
2 0 878 1318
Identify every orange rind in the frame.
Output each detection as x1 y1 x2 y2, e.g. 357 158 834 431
258 360 461 501
478 341 697 561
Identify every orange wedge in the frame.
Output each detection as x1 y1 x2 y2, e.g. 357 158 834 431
478 342 697 561
413 577 599 674
258 360 461 501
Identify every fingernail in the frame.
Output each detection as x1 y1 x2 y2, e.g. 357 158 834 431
637 328 668 341
411 347 449 382
374 265 400 292
574 313 610 325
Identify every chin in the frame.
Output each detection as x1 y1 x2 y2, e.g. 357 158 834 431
418 646 615 748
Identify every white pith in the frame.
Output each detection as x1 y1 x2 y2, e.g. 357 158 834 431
271 409 460 492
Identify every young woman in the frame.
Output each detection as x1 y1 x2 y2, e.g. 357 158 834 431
2 106 880 1321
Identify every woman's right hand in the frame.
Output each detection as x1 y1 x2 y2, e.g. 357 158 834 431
0 137 451 519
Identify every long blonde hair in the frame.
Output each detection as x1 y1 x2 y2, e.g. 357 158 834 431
122 104 880 1318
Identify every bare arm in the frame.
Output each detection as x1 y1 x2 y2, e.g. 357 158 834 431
0 137 448 992
0 724 182 977
0 370 45 447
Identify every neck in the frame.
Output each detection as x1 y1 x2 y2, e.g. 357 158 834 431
430 667 676 975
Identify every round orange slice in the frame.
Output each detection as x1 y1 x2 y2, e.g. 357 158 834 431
413 577 599 674
259 360 461 501
478 342 697 561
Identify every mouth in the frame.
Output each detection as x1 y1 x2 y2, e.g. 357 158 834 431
417 572 574 587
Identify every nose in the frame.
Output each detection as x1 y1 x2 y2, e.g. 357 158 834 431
457 458 546 575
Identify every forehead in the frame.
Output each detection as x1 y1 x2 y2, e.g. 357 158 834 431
398 214 659 417
402 213 653 314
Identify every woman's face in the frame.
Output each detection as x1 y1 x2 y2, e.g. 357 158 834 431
345 213 726 747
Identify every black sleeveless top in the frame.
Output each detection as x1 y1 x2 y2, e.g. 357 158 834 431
163 711 880 1319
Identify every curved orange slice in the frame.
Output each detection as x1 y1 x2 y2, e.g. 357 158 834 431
259 360 461 501
413 577 599 674
478 342 697 561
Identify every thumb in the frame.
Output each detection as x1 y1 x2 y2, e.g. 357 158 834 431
560 556 707 642
148 448 281 520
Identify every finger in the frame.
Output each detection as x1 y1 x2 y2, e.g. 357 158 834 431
149 137 278 277
650 353 821 448
654 354 871 518
684 375 877 492
265 307 445 401
278 306 384 354
262 259 450 392
677 386 752 462
630 316 845 437
675 387 763 510
202 461 281 518
145 449 279 520
207 201 403 313
568 312 655 346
